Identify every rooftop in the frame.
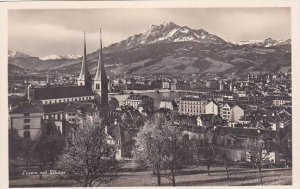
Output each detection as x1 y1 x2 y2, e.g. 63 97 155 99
32 85 94 100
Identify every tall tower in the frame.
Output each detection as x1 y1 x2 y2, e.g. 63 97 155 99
93 28 109 107
219 79 224 91
46 70 50 86
77 30 92 88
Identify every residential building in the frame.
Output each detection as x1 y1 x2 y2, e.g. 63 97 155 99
196 114 223 127
125 94 154 110
159 99 175 110
9 102 44 140
230 105 251 122
220 102 235 121
178 96 207 116
162 81 170 89
205 101 219 115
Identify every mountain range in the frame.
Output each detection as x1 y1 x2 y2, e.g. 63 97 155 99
8 22 291 75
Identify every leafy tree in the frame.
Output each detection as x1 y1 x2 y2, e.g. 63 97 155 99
31 121 65 179
132 113 185 186
276 127 292 167
242 137 269 185
58 118 119 187
9 129 23 160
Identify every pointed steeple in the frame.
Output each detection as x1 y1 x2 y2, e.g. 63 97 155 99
78 30 92 88
46 70 50 86
93 28 109 108
94 28 107 82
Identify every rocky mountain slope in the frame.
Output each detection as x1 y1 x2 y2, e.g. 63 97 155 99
8 22 291 75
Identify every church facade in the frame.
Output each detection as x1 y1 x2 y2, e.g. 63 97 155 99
10 30 109 139
28 30 108 107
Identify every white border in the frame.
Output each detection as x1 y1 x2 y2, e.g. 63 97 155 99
1 0 299 189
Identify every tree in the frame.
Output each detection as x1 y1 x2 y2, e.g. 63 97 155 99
132 113 185 186
9 129 23 160
276 127 292 167
242 137 268 185
31 121 65 179
192 131 215 176
216 151 231 179
58 118 119 187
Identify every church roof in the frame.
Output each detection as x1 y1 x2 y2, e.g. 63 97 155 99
43 103 68 113
32 86 94 100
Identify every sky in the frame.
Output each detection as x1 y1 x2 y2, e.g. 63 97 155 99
8 8 291 57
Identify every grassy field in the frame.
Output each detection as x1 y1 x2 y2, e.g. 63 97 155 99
9 163 292 187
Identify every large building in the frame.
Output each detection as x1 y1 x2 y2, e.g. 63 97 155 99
10 30 110 138
178 96 208 116
125 94 154 110
27 31 108 109
9 102 44 140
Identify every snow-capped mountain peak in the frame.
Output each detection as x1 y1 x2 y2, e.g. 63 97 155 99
8 50 31 59
108 21 226 51
236 38 291 47
40 54 82 60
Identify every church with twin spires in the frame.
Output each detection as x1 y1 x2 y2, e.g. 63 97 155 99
77 29 109 108
26 29 109 118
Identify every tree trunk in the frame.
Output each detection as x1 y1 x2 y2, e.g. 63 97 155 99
88 180 93 187
226 163 229 179
156 167 161 186
285 160 288 168
171 169 176 186
258 165 263 185
207 163 211 176
39 163 43 180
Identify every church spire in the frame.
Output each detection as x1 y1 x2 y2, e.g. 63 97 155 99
94 28 107 82
93 28 109 108
78 30 92 88
46 70 50 86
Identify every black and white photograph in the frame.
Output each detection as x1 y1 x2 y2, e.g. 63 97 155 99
1 0 299 188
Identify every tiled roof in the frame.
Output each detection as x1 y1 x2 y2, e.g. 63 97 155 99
213 127 277 138
43 101 99 114
43 103 68 113
32 85 94 100
9 102 43 114
127 94 153 101
64 101 98 113
181 96 207 101
236 104 251 111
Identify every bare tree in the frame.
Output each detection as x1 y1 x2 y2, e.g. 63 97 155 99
242 137 268 185
216 151 231 179
58 118 119 187
192 131 215 176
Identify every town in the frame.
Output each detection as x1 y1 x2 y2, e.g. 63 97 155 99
8 32 292 187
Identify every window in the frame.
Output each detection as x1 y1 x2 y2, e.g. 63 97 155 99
24 131 30 139
24 113 29 116
24 119 30 123
24 125 30 129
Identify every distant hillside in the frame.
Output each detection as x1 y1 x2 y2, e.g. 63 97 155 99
8 22 291 75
